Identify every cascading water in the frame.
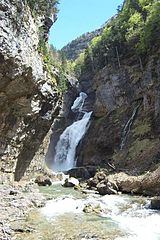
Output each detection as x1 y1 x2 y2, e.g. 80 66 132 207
71 92 87 113
52 92 92 172
120 102 141 150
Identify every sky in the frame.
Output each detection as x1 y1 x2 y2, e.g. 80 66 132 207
49 0 124 50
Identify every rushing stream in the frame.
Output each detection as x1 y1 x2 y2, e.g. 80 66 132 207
34 93 160 240
18 184 160 240
52 92 92 172
40 185 160 240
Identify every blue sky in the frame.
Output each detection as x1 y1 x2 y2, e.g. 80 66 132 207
49 0 124 49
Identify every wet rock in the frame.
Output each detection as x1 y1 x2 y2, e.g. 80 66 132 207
150 197 160 210
87 170 108 190
87 178 99 188
35 175 52 186
78 233 100 240
96 171 107 181
31 198 45 208
67 167 90 180
86 166 97 177
63 177 79 187
9 189 19 195
97 180 118 195
83 203 102 214
11 224 33 233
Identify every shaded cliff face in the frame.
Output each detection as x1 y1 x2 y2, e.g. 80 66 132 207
0 0 61 181
77 48 160 175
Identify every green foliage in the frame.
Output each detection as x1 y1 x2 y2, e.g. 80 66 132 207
133 121 151 138
137 1 160 53
126 12 144 41
74 52 85 77
75 0 160 74
90 36 102 49
27 0 59 17
38 40 68 93
57 70 68 94
27 0 68 93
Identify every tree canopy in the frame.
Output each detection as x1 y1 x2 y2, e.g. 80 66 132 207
75 0 160 76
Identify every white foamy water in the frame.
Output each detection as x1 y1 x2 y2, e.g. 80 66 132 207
115 214 160 240
41 194 160 239
101 195 160 240
52 111 92 172
52 92 92 172
41 197 84 218
71 92 87 112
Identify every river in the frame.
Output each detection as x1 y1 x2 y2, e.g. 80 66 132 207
16 183 160 240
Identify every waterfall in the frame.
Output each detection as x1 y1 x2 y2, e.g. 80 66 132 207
71 92 87 113
52 92 92 172
120 103 141 150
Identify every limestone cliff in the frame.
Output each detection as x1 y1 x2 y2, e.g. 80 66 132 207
0 0 61 181
76 0 160 177
77 49 160 176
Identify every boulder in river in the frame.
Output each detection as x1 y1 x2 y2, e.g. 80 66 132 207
35 175 52 186
97 180 118 195
67 167 90 180
83 203 102 214
150 197 160 210
63 177 79 187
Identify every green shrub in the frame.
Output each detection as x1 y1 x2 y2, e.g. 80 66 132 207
27 0 59 17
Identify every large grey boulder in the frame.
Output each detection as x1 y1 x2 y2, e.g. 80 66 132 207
62 177 79 187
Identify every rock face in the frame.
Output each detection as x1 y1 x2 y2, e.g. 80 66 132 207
61 28 103 60
78 48 160 176
67 166 97 180
0 0 60 181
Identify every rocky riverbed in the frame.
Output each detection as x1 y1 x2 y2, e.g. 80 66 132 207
0 172 160 240
0 181 47 240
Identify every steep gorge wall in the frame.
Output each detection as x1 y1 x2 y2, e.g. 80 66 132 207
61 27 103 60
77 48 160 175
0 0 61 181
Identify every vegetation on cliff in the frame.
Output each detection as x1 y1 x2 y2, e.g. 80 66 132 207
61 28 103 60
74 0 160 76
38 41 69 93
27 0 59 18
26 0 71 94
27 0 69 93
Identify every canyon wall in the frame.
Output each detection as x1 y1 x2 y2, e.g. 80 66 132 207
77 48 160 175
0 0 61 181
